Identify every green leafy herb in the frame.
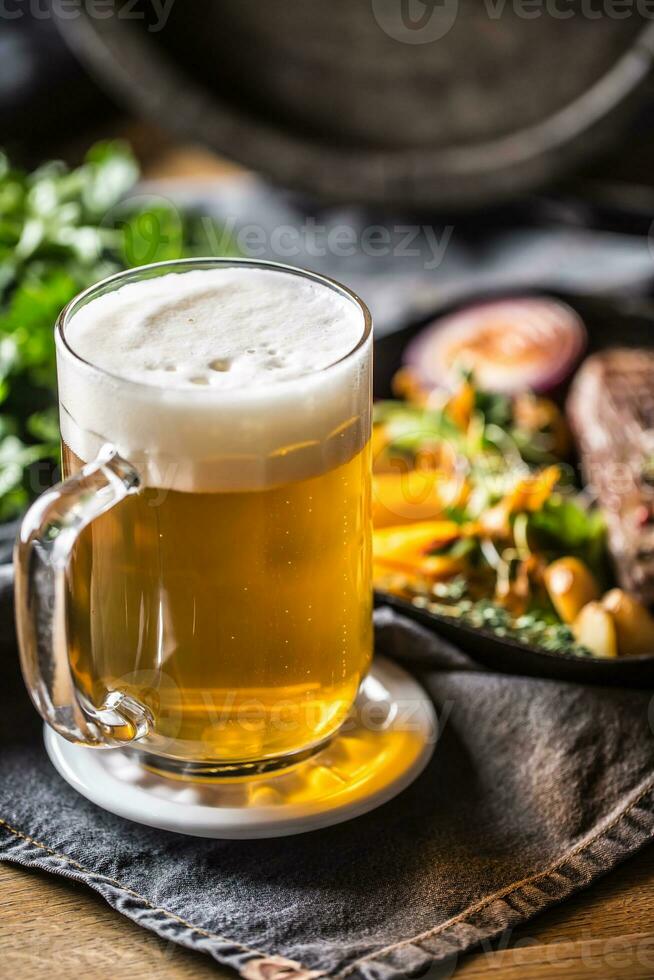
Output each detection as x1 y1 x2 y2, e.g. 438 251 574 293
414 593 591 657
0 141 239 520
528 495 607 580
474 388 512 428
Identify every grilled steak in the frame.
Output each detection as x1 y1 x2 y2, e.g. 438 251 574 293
567 349 654 606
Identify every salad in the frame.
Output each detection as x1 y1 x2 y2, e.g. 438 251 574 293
373 299 654 659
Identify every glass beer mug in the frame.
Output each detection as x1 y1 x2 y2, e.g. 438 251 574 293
15 259 373 777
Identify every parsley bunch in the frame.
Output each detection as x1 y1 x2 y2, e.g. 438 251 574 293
0 141 237 520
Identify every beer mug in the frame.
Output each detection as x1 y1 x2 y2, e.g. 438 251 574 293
15 259 373 777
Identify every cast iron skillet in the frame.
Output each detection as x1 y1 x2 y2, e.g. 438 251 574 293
373 288 654 686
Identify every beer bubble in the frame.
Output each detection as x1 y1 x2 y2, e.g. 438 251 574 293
209 358 232 373
145 362 177 373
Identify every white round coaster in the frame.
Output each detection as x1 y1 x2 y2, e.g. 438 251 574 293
44 657 436 839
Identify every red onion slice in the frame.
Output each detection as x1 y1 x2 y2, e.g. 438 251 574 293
404 297 587 394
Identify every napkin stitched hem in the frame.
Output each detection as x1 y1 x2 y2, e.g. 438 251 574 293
0 817 306 979
340 770 654 979
2 770 654 980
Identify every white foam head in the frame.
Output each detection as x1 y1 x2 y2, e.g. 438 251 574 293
56 264 372 492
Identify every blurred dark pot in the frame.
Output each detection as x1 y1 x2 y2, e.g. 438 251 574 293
56 0 654 208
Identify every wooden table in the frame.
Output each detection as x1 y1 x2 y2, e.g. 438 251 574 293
3 124 654 979
3 842 654 979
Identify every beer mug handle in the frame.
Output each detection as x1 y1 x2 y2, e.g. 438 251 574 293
14 444 152 748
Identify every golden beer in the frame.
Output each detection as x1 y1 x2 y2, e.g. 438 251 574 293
64 441 372 768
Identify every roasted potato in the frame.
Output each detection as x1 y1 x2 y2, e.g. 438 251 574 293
572 602 618 659
601 589 654 657
544 557 600 625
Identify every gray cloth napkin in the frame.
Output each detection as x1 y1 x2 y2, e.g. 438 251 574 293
2 567 654 980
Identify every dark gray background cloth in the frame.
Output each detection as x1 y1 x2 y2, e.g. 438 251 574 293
2 566 654 980
141 177 654 339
